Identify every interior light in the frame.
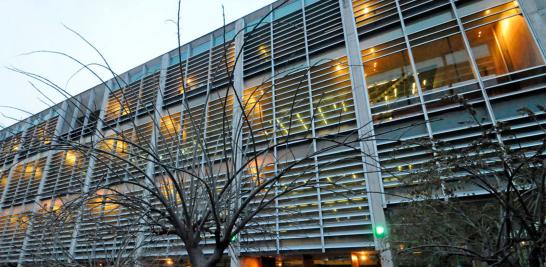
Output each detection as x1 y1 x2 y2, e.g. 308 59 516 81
485 9 491 15
166 258 174 265
351 255 358 262
65 150 78 166
500 18 511 36
363 7 369 14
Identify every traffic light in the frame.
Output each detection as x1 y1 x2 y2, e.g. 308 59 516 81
373 225 386 239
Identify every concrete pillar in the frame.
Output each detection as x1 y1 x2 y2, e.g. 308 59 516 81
229 17 246 267
337 0 393 266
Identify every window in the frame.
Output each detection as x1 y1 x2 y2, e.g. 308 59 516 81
412 34 475 91
464 11 544 78
363 38 416 104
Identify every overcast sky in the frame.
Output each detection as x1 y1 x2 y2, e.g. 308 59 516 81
0 0 275 128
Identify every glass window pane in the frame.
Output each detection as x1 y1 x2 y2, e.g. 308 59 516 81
412 34 475 91
364 50 416 105
466 15 544 78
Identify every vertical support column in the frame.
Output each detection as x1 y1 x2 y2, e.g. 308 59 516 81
518 0 546 58
199 34 215 172
229 17 245 267
263 5 281 254
68 83 111 260
133 54 170 264
337 0 393 266
300 0 326 252
17 103 68 266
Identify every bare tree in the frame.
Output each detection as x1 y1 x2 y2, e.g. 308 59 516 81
387 101 546 267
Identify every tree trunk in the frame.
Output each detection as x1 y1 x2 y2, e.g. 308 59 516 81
187 246 225 267
528 246 544 267
187 246 208 267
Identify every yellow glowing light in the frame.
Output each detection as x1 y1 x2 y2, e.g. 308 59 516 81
422 79 427 86
166 258 174 265
478 31 482 38
363 7 369 14
397 165 403 171
500 17 512 36
161 116 180 133
258 43 270 58
360 255 368 261
24 165 34 176
64 150 78 166
485 9 491 15
186 78 192 85
179 85 185 94
370 48 375 53
412 82 417 94
115 140 129 155
514 1 519 7
12 144 19 152
335 64 343 71
246 95 263 119
394 88 398 97
121 106 130 116
182 129 187 142
34 167 42 180
351 255 358 262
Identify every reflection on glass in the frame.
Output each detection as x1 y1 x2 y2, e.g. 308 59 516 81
412 34 475 91
364 50 416 104
466 16 544 78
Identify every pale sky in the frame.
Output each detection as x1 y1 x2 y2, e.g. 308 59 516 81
0 0 275 128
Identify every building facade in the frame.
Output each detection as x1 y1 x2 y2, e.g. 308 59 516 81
0 0 545 266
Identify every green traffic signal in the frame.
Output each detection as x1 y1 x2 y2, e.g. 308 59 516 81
374 225 386 238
